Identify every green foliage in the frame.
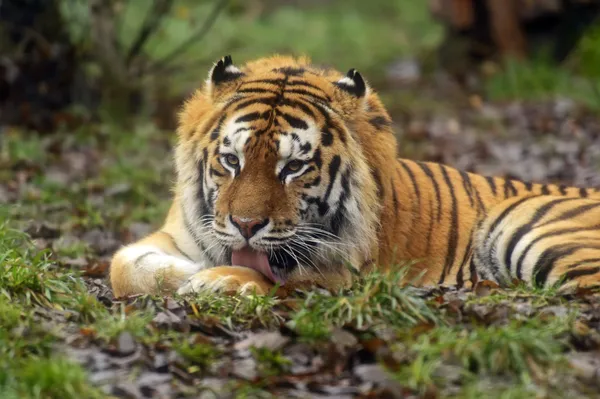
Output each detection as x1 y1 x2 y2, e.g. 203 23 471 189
486 25 600 111
176 341 221 370
467 281 569 309
58 0 441 99
251 347 291 377
2 358 103 399
289 266 439 340
573 24 600 80
485 57 600 110
0 223 104 398
184 290 283 329
93 306 154 342
0 225 80 307
391 316 572 393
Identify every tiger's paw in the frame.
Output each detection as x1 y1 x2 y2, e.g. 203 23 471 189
176 266 274 296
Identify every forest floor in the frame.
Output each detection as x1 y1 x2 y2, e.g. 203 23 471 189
3 80 600 398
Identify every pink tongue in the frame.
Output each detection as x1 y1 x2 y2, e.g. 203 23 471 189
231 247 285 285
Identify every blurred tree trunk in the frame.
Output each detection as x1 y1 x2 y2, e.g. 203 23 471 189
0 0 82 132
431 0 600 63
88 0 141 121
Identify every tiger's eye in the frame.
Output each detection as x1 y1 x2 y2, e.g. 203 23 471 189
224 154 239 167
286 160 303 172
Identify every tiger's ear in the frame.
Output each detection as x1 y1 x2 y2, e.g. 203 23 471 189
335 68 367 97
207 55 244 100
333 68 369 118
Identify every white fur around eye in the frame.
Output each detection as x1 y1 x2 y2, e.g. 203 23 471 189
276 160 310 184
220 153 244 176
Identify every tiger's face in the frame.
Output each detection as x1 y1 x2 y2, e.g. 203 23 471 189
175 56 382 286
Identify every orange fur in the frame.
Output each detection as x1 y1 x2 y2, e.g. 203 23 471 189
110 55 600 298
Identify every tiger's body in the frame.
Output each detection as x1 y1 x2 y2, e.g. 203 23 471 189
110 55 600 298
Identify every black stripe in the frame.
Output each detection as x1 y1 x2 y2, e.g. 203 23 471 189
541 184 551 195
330 170 351 235
372 169 384 198
532 244 600 287
559 185 568 195
473 185 486 214
209 115 226 141
198 148 208 209
233 127 252 135
564 257 600 270
398 161 421 207
369 116 392 130
161 232 194 262
524 181 533 191
239 78 284 86
515 224 600 279
487 197 533 239
503 179 518 198
562 266 600 282
287 80 327 92
321 129 334 146
310 101 347 145
181 206 217 264
232 97 277 111
274 66 306 76
235 112 269 123
456 236 473 288
540 201 600 226
579 187 589 198
280 112 309 130
469 255 478 285
209 166 225 177
503 197 579 275
438 165 459 284
323 155 342 204
459 170 475 207
237 88 276 94
417 162 442 222
284 88 330 103
425 200 435 255
485 176 497 196
280 98 316 118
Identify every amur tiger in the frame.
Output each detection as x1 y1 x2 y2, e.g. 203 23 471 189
109 55 600 298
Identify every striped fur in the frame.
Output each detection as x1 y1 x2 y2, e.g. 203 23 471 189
110 55 600 297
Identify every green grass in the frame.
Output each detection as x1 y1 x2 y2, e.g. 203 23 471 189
289 266 439 340
485 24 600 111
0 208 592 397
183 288 284 329
467 280 565 308
485 57 600 110
251 347 292 377
176 340 221 371
4 122 172 231
0 224 104 398
390 316 573 395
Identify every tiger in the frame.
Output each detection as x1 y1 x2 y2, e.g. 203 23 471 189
109 54 600 298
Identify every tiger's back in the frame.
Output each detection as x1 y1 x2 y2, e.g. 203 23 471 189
383 158 600 290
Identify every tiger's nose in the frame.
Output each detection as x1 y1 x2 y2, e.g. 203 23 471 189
230 216 269 239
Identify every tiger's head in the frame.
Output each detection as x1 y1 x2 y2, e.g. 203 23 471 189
175 55 396 288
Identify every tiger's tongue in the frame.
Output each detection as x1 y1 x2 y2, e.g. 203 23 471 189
231 247 285 285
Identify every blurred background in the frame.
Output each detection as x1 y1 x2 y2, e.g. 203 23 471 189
2 0 600 263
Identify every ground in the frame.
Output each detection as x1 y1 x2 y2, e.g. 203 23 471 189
3 82 600 398
3 1 600 397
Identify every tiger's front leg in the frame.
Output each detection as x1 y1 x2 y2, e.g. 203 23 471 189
177 266 275 296
177 264 354 297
